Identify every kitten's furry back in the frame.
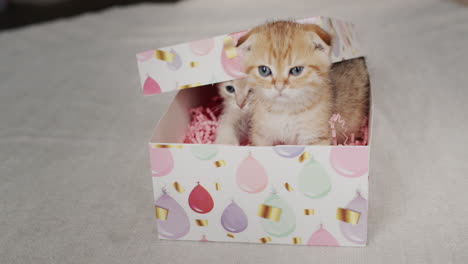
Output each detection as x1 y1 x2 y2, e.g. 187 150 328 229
330 58 370 143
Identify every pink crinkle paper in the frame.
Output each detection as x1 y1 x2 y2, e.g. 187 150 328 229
182 96 368 146
182 96 222 144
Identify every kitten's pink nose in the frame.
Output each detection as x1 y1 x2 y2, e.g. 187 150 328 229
236 98 246 109
275 85 285 93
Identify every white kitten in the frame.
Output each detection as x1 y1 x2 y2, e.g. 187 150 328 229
215 79 253 145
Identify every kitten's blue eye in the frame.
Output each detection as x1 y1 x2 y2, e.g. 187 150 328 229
289 66 304 76
258 66 272 77
225 85 235 93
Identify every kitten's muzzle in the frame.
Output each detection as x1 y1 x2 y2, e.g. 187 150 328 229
235 97 247 109
236 101 246 109
274 83 286 94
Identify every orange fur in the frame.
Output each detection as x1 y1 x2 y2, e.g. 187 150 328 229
329 57 370 143
238 21 334 145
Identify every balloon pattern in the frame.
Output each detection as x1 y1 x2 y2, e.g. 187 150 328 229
190 145 218 160
149 147 174 177
221 201 248 233
167 49 182 71
189 38 215 56
220 33 245 78
155 192 190 239
298 158 331 199
340 193 368 244
143 76 161 95
137 50 154 62
236 153 268 193
330 147 369 178
307 225 339 246
188 183 214 214
137 17 360 95
143 17 367 246
260 192 296 237
273 146 305 158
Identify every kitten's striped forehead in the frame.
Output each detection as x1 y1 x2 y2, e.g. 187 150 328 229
258 22 310 65
241 21 330 80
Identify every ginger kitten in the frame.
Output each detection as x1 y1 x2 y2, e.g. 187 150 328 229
237 21 334 145
215 79 253 145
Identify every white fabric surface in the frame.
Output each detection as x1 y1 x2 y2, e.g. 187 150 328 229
1 0 467 263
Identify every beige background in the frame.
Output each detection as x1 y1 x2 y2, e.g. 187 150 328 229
1 0 467 263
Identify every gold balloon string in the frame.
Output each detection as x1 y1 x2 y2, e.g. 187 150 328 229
303 209 315 215
155 206 168 220
258 204 282 222
298 152 312 163
154 49 175 62
179 82 202 90
195 219 209 226
151 144 183 149
173 181 185 193
336 208 360 225
292 237 302 245
259 236 272 244
214 160 226 168
223 35 238 59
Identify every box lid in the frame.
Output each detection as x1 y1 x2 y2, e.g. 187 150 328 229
136 16 363 96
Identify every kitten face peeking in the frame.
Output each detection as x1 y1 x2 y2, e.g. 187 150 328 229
237 21 332 107
216 78 252 111
215 78 253 145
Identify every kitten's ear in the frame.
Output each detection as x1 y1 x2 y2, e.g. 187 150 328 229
236 31 252 47
303 24 332 54
235 31 256 53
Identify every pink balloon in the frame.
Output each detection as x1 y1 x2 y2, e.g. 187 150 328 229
339 193 368 244
220 33 246 79
236 153 268 193
189 38 215 56
155 191 190 239
307 225 339 246
149 147 174 177
143 76 161 95
136 50 153 62
330 147 369 178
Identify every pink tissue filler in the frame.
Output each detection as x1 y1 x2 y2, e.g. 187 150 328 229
183 96 368 146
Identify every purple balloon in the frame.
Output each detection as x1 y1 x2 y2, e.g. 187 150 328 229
339 193 368 244
155 192 190 239
167 49 182 71
220 201 248 233
273 146 305 158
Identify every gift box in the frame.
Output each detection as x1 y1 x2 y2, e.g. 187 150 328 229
136 16 372 247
